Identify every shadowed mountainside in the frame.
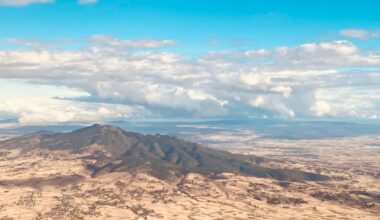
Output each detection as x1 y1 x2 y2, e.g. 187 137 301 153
0 124 328 182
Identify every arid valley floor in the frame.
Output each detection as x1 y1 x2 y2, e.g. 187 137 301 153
0 128 379 220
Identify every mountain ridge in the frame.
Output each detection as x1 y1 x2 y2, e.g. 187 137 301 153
0 124 328 182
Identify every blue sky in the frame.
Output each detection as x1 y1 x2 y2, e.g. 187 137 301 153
0 0 380 125
1 0 380 51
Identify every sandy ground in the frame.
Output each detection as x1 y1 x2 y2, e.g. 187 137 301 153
0 135 379 219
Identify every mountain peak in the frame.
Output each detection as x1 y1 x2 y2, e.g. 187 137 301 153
0 125 329 182
78 123 122 133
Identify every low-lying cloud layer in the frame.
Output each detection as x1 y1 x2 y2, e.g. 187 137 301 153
0 35 380 124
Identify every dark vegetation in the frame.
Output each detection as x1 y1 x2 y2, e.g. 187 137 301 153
311 190 378 208
0 174 85 188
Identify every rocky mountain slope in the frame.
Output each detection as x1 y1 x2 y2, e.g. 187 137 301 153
0 124 328 182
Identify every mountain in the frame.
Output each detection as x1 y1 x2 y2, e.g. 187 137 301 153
0 124 328 182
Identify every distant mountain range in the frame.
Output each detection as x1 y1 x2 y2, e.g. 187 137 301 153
2 119 380 140
0 124 328 182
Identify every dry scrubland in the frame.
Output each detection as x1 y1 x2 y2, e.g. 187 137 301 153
0 133 379 219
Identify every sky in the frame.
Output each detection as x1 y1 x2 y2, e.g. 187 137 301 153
0 0 379 125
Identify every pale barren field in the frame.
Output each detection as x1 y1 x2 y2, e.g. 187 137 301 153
0 134 379 220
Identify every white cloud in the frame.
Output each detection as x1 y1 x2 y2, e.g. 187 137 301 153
249 96 265 107
312 88 380 119
310 101 331 117
0 98 145 125
249 96 295 118
0 80 146 125
90 35 176 49
341 29 380 40
205 40 380 69
0 0 52 6
0 36 380 123
269 86 292 98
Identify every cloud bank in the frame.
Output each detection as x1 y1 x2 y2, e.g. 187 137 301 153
1 35 380 124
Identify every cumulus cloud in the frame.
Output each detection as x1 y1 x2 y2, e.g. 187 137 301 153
0 81 147 125
310 101 331 117
0 36 380 123
312 88 380 119
0 0 52 6
0 98 145 125
201 41 380 75
341 29 380 40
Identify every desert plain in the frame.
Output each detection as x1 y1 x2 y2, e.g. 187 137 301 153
0 129 379 220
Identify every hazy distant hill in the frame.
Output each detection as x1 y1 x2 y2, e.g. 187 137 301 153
0 124 328 182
